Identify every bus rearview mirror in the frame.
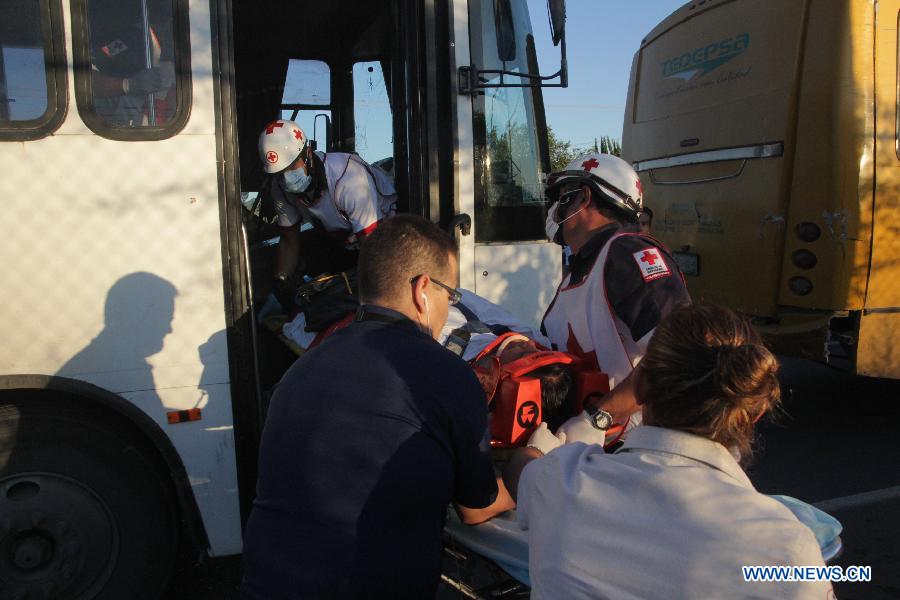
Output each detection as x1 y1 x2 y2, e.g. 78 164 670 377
548 0 566 46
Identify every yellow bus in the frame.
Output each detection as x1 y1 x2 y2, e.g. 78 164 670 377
622 0 900 378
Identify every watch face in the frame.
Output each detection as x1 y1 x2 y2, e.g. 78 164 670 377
587 406 613 430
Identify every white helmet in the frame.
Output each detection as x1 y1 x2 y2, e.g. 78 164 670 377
258 119 308 174
545 153 643 221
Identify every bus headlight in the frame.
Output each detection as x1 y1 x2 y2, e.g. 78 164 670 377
795 222 821 243
792 249 818 270
789 276 814 296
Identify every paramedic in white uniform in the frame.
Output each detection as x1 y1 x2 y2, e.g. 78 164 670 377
258 119 397 308
540 153 690 439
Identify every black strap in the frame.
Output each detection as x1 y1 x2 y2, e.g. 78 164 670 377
442 301 513 357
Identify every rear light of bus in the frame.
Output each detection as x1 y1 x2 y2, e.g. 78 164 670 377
795 222 821 243
792 249 817 270
789 276 813 296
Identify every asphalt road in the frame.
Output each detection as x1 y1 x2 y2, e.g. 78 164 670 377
163 356 900 599
747 357 900 599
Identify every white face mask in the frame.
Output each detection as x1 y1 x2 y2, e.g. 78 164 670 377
544 196 587 245
283 168 312 194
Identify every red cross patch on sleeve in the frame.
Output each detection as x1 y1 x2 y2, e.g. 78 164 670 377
632 248 671 282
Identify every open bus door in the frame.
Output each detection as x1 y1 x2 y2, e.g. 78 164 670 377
454 0 568 327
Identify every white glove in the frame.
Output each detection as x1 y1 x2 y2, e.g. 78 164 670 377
526 422 566 455
557 411 606 447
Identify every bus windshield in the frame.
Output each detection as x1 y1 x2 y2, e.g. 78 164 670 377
470 0 550 242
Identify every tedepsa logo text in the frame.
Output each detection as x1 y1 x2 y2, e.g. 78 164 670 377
662 33 750 81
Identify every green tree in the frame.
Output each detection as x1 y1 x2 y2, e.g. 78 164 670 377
547 128 622 172
548 126 585 172
600 135 622 157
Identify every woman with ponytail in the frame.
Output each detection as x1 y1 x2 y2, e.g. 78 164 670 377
505 304 833 599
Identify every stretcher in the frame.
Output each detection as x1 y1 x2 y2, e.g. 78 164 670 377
440 496 843 598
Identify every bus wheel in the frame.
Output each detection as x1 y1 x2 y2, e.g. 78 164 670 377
0 399 179 599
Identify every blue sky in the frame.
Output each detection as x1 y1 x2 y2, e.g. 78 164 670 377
527 0 684 148
344 1 685 163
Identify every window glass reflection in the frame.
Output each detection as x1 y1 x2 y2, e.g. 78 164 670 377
0 0 50 124
87 0 177 127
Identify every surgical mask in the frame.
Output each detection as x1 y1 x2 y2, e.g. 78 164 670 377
283 168 312 194
544 197 587 245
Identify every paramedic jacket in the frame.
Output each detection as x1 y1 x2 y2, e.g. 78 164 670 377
541 222 691 389
241 307 499 599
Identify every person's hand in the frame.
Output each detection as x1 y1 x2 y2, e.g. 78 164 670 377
557 411 606 447
526 422 566 455
272 274 296 311
123 67 164 95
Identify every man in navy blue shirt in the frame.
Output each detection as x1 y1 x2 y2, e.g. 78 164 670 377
241 216 514 599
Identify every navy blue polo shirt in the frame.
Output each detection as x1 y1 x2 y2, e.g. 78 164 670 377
241 307 498 599
567 223 691 341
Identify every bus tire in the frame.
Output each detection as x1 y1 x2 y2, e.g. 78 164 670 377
0 398 179 599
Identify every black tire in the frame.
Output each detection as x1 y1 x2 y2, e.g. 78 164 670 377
0 398 179 599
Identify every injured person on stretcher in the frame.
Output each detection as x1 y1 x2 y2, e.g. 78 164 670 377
279 288 613 447
274 290 844 597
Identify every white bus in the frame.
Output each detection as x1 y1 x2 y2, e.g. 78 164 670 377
0 0 566 596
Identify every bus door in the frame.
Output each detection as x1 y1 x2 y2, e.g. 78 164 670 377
453 0 561 328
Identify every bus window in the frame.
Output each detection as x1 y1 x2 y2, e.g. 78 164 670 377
72 0 190 138
353 61 393 169
281 59 331 150
0 0 66 140
470 0 548 242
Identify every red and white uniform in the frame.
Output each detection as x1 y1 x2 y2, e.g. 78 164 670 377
541 226 689 390
272 152 397 242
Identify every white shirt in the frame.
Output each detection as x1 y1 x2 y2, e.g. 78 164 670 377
517 426 833 599
272 152 396 237
439 289 550 361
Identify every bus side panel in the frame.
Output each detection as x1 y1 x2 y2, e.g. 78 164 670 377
625 0 804 161
0 0 243 556
642 158 787 315
777 0 875 312
856 0 900 377
623 0 806 317
0 133 242 556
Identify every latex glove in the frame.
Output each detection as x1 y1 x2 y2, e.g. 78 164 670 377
123 67 164 95
526 422 566 455
557 411 606 447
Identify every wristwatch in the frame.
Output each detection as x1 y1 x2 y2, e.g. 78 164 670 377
584 405 614 431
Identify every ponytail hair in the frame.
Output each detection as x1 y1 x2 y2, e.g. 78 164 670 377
638 304 780 460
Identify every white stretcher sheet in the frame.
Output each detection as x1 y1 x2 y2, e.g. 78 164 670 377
444 495 843 587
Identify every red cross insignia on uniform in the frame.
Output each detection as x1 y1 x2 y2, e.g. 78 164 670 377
264 121 284 135
582 158 600 171
293 129 303 141
266 150 278 164
632 248 670 282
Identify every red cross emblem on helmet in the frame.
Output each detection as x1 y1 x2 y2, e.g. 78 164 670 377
582 158 600 171
264 121 284 135
266 150 278 164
